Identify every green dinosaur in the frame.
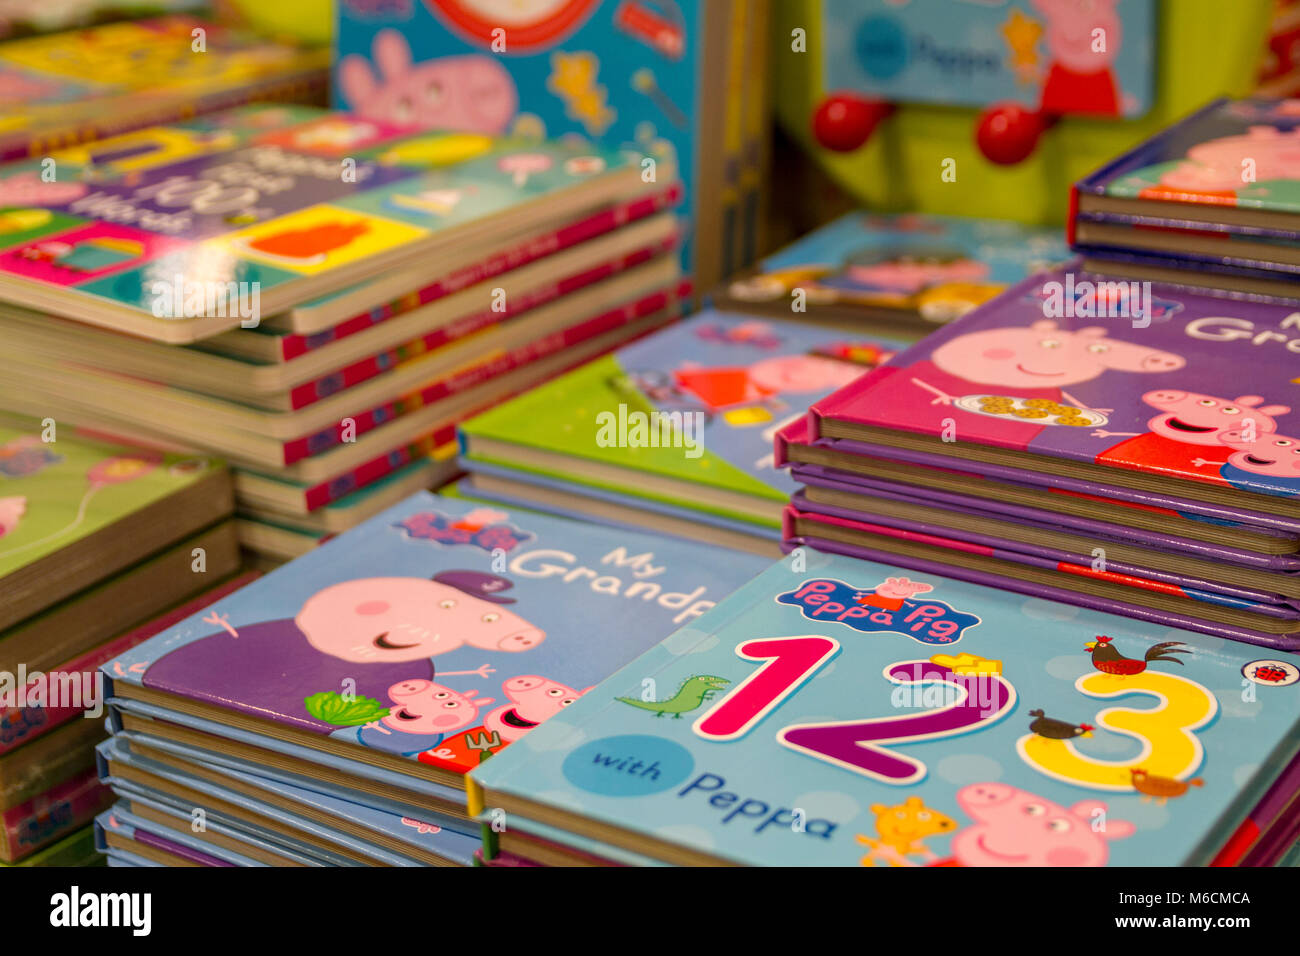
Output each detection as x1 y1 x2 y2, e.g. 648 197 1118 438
616 675 730 718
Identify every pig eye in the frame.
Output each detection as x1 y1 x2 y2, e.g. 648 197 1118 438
434 692 449 699
1278 440 1294 447
1047 819 1071 833
1039 339 1061 348
1198 399 1216 406
1086 343 1109 353
444 701 459 708
1222 406 1240 414
439 599 456 609
547 688 564 696
561 698 575 706
1023 804 1046 816
482 612 500 623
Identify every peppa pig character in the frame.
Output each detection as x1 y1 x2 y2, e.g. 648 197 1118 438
856 576 934 612
851 320 1185 448
1093 391 1290 482
1034 0 1122 116
337 30 518 135
941 782 1134 867
142 571 544 734
482 674 593 744
331 679 496 756
1216 427 1300 497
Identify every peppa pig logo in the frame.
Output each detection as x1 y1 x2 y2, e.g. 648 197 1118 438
776 577 980 645
393 508 534 552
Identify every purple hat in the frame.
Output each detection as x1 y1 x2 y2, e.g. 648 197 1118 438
433 570 517 604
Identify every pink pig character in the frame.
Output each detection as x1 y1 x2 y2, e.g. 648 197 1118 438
341 679 496 755
1034 0 1122 116
1094 391 1289 482
1218 427 1300 497
856 576 933 612
483 675 593 744
945 782 1134 867
337 30 518 134
855 320 1184 449
0 496 24 538
1154 126 1300 196
298 571 545 663
674 354 862 413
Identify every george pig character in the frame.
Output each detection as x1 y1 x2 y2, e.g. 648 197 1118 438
856 576 933 612
333 679 495 756
1217 427 1300 497
939 782 1134 867
1145 126 1300 200
850 320 1184 448
1094 391 1289 482
337 30 517 135
1034 0 1122 116
142 571 543 734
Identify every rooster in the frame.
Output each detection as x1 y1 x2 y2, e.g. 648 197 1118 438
1086 635 1189 676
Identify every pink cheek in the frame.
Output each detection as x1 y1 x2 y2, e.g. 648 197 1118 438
982 348 1016 361
354 601 390 616
1045 846 1092 867
432 715 463 728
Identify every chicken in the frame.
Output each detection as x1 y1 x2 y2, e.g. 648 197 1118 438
1028 708 1093 740
1085 635 1189 676
1130 768 1204 804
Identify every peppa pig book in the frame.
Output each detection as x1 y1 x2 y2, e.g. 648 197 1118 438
459 309 908 543
1072 98 1300 273
99 491 769 810
467 550 1300 866
806 266 1300 523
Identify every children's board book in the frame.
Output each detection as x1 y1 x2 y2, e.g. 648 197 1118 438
0 16 328 161
1073 98 1300 243
460 309 910 530
0 102 654 342
807 266 1300 521
717 213 1069 331
0 423 232 631
467 550 1300 866
819 0 1155 117
333 0 740 287
100 491 769 796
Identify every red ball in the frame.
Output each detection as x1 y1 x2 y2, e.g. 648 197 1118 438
812 94 891 152
976 103 1049 165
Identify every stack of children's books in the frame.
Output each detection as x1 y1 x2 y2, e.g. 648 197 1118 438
91 491 767 866
466 550 1300 866
0 423 237 865
1070 97 1300 299
454 215 1068 555
0 103 687 564
0 14 327 161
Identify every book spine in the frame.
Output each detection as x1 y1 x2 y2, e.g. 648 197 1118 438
0 767 111 864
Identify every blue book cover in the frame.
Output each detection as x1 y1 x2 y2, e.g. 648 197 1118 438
334 0 725 278
470 550 1300 866
720 212 1070 325
102 491 767 786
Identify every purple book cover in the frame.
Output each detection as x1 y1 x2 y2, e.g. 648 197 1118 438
811 266 1300 506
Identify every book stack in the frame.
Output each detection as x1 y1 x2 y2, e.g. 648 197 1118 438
0 423 238 865
773 262 1300 652
91 491 766 866
455 214 1067 555
1070 97 1300 299
0 15 327 161
467 552 1300 867
0 103 687 564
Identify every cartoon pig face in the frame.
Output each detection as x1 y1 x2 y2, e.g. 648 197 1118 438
380 679 494 735
951 783 1134 867
296 577 545 663
1033 0 1121 71
1142 391 1289 446
931 320 1185 388
483 675 592 743
1221 428 1300 477
748 355 861 394
873 576 934 601
337 30 518 134
1163 127 1300 193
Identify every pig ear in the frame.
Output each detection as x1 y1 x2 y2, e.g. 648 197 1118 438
1260 405 1291 417
373 29 412 80
1029 319 1059 331
473 697 495 707
1234 395 1266 407
337 55 378 109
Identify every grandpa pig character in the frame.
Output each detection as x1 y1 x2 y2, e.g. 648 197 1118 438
331 679 496 756
141 571 544 734
938 783 1134 867
1094 390 1289 482
851 320 1185 448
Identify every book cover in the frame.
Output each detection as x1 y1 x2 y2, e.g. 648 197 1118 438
719 212 1069 325
462 309 908 527
0 102 647 341
101 491 767 781
469 551 1300 866
810 267 1300 504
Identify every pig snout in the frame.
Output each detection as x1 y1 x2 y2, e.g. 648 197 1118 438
497 628 545 651
504 675 545 692
1144 389 1186 407
389 679 433 699
958 782 1014 809
1141 353 1184 371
